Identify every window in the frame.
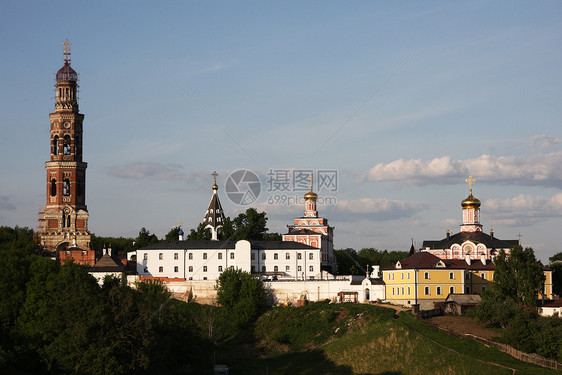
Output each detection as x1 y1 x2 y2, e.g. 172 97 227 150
449 272 454 280
274 253 278 260
159 253 163 260
203 253 207 260
262 253 266 260
424 272 430 280
218 266 223 272
143 266 148 273
392 287 395 295
251 266 255 272
189 277 193 280
218 252 223 260
407 273 410 280
189 253 193 260
286 265 290 272
203 266 207 272
63 135 71 155
230 253 234 259
174 266 178 273
261 266 266 272
465 287 470 294
53 135 59 155
159 266 163 273
174 253 178 260
465 272 470 280
63 179 70 196
297 265 302 272
437 286 442 295
407 286 411 295
401 287 404 295
274 266 278 272
286 253 290 260
188 266 193 272
309 266 314 272
51 179 57 196
251 253 255 260
143 253 148 260
481 273 486 280
297 253 302 260
309 253 313 260
203 277 207 280
401 273 404 280
424 287 430 295
450 286 454 294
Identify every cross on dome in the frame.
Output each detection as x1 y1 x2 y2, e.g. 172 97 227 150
62 39 72 63
466 175 476 195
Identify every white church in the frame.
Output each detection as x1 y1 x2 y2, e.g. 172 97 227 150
126 175 385 304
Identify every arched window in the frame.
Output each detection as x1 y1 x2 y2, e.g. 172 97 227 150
261 265 266 272
63 135 71 155
297 253 302 260
218 266 223 272
450 286 454 295
230 253 234 259
159 253 163 260
424 287 430 295
158 266 163 273
188 266 193 272
62 213 66 228
437 286 442 295
66 215 70 228
309 253 313 260
50 179 57 196
174 266 178 273
53 136 59 155
174 253 178 260
188 253 193 260
274 253 278 260
218 252 223 259
274 266 278 272
365 288 370 301
203 253 207 260
63 179 70 196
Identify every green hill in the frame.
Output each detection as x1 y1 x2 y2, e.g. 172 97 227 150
214 301 559 375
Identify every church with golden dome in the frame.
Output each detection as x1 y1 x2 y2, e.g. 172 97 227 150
420 176 518 261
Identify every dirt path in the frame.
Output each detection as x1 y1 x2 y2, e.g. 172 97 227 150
427 315 501 340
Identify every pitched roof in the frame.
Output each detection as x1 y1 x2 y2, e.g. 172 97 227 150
543 299 562 308
285 228 323 236
422 231 518 250
445 294 482 304
138 240 317 251
203 189 226 229
384 251 497 271
90 254 125 272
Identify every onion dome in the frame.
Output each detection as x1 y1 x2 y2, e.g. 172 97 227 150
461 194 481 209
178 228 184 236
304 190 318 201
212 182 219 190
56 61 77 82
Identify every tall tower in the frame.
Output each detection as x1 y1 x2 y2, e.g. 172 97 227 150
203 171 226 241
460 175 483 233
38 40 94 264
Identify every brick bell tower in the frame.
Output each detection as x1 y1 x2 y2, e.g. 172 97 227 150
38 40 94 264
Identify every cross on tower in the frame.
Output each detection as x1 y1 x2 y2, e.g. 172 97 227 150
466 175 476 195
309 174 314 192
62 39 72 63
212 171 218 185
517 232 523 244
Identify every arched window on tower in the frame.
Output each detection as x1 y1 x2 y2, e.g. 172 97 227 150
63 135 71 155
65 87 69 99
67 215 70 228
75 135 81 158
63 179 70 196
62 213 66 228
50 179 57 196
77 178 83 197
53 136 59 155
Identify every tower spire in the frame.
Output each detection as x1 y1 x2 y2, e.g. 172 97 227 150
204 171 226 240
62 39 71 64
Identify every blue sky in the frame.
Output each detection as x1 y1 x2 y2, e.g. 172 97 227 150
1 1 561 262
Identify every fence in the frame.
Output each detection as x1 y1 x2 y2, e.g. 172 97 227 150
465 334 562 371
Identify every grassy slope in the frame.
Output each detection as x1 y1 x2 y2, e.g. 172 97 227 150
216 303 560 375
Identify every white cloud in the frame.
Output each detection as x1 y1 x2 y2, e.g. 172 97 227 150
365 151 562 188
485 193 562 226
328 198 426 221
530 134 561 152
0 196 16 211
108 163 208 182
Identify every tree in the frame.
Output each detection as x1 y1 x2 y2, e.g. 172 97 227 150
493 246 545 308
549 251 562 263
164 226 181 241
215 268 267 329
134 227 159 249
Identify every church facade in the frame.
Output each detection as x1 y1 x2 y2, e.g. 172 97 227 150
37 40 94 265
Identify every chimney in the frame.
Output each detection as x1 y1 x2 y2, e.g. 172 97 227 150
490 228 494 239
480 255 486 265
372 265 380 278
465 254 471 266
366 265 370 279
446 229 451 240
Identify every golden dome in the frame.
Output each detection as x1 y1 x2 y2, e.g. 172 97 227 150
212 183 219 190
461 194 481 208
304 190 318 200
